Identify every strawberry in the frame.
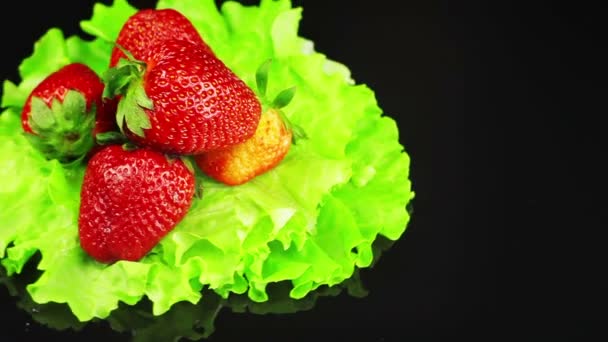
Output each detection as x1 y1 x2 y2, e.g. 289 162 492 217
78 144 195 263
103 38 261 155
109 8 212 68
21 62 115 163
195 108 292 185
194 61 304 186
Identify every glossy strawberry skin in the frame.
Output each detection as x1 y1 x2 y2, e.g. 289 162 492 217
95 97 119 136
195 109 292 186
21 63 105 133
20 63 117 161
109 8 211 67
123 39 261 155
78 145 195 263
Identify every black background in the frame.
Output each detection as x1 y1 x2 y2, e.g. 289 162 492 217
0 0 605 341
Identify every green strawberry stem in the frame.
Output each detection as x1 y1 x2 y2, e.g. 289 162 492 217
25 90 96 164
254 60 307 143
95 131 129 145
102 46 153 138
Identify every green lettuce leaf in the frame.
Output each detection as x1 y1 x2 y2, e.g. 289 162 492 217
80 0 138 43
0 0 414 321
2 263 373 341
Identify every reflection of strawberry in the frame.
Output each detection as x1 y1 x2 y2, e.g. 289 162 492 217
21 63 113 163
78 144 195 264
195 61 304 185
103 38 261 155
109 8 211 67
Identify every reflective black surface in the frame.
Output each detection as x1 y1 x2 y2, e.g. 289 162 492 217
1 236 395 341
2 0 605 341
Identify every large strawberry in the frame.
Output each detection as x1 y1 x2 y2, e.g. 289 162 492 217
109 8 212 68
194 61 304 185
78 144 195 263
103 38 261 155
21 62 115 163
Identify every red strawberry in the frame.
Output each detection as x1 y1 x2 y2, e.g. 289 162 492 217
109 8 212 68
78 144 195 263
103 38 261 155
195 108 292 185
21 63 115 162
195 61 304 185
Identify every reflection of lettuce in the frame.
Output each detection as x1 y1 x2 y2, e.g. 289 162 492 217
0 236 394 341
0 0 414 322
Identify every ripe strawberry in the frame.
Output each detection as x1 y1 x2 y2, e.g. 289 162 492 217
109 8 212 68
194 61 304 185
21 62 115 163
103 38 261 155
78 144 195 263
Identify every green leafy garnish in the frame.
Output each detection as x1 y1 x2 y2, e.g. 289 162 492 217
0 0 414 322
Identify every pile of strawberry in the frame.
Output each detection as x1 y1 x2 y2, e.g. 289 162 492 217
20 9 300 264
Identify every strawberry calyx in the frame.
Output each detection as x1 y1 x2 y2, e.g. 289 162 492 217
178 156 195 174
95 131 129 146
102 45 153 138
25 90 96 164
121 141 140 151
255 59 307 144
271 86 307 142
